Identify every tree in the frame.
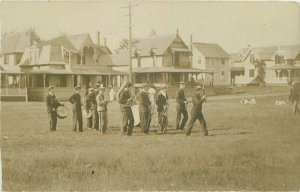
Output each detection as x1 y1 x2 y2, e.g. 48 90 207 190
25 27 42 43
116 38 139 53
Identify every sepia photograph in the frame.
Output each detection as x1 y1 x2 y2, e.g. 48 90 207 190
0 0 299 191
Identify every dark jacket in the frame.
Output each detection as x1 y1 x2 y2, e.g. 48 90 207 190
119 90 132 112
156 92 168 112
46 94 61 112
175 88 187 111
137 91 151 113
86 92 97 110
69 92 82 111
191 93 206 113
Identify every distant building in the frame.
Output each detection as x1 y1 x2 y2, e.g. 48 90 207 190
18 33 126 101
191 42 230 86
115 30 213 86
230 44 300 85
0 32 36 100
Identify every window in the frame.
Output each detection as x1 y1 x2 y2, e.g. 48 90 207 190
220 70 225 81
4 55 9 64
250 54 255 63
211 58 215 66
174 52 180 66
221 58 225 65
16 55 22 65
60 75 67 87
275 54 284 64
77 54 81 64
249 69 255 77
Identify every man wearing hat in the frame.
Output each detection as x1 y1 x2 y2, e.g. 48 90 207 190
91 82 101 130
186 86 209 136
118 82 134 136
46 86 63 131
96 85 109 134
137 83 151 134
156 84 169 134
175 81 189 130
85 87 95 129
69 85 83 132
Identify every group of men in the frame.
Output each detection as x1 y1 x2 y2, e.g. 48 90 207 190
45 81 210 136
289 79 300 116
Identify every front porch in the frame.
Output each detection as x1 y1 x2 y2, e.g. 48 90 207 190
0 73 28 101
266 65 300 85
133 67 214 86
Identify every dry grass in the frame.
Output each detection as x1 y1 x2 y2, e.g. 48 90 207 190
1 95 300 191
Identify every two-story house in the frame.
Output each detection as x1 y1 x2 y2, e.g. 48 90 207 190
261 45 300 85
229 45 263 85
115 31 212 86
19 33 126 101
230 44 300 86
191 42 230 86
0 32 35 100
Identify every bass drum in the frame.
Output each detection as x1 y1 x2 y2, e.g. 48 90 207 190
82 108 92 119
131 104 140 127
56 106 68 119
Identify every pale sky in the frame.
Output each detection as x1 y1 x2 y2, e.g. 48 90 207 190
0 1 299 53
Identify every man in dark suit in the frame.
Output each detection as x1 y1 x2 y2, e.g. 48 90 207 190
46 86 62 131
119 82 134 136
175 81 189 130
69 85 83 132
186 86 209 136
85 87 94 129
92 83 100 130
156 84 169 134
137 84 151 134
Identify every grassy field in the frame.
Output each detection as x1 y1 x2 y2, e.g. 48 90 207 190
1 95 300 191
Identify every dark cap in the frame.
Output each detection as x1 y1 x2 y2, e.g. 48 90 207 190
125 82 133 87
48 86 54 91
88 87 94 92
160 84 168 89
75 85 81 90
195 86 202 90
95 83 100 87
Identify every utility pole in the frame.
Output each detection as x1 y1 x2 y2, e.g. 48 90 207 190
121 1 137 83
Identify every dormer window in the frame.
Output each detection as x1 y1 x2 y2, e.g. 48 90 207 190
4 55 9 64
275 54 284 64
29 49 38 64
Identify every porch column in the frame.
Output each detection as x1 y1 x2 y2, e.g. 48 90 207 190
162 73 165 83
25 74 28 102
288 69 292 83
5 74 8 95
43 74 46 100
211 73 214 87
147 74 150 82
18 74 21 95
109 74 111 86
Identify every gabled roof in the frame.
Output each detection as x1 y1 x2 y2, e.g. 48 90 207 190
135 34 178 56
109 50 130 66
193 43 230 59
1 32 32 54
38 33 94 53
253 45 300 60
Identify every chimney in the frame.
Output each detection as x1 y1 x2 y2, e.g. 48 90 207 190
97 31 100 46
190 34 193 67
176 28 179 35
29 31 34 46
104 38 107 46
